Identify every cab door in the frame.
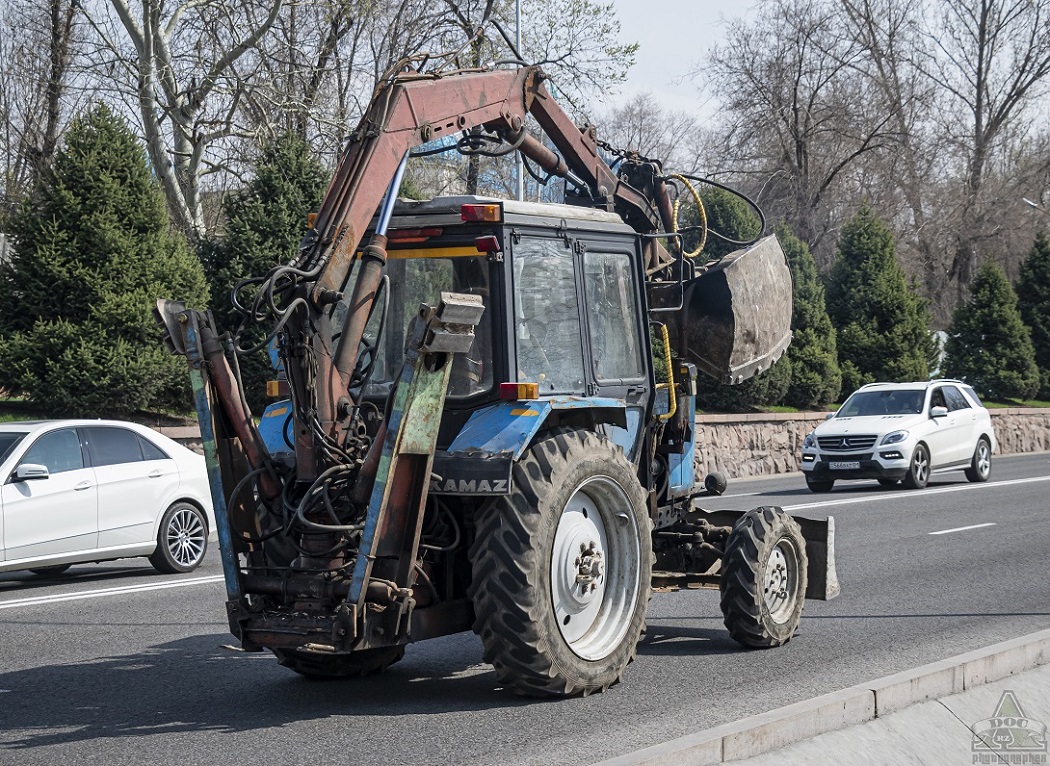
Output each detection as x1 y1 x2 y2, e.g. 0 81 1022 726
1 427 98 561
510 231 650 462
579 244 650 462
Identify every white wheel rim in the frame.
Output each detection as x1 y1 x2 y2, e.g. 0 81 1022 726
763 539 800 623
167 508 206 568
914 449 929 484
550 477 641 660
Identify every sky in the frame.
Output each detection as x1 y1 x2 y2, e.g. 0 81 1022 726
605 0 758 117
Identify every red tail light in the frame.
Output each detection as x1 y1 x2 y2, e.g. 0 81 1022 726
475 235 501 253
461 204 501 222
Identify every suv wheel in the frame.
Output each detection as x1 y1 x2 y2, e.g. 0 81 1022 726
806 478 834 493
902 444 930 489
964 438 992 482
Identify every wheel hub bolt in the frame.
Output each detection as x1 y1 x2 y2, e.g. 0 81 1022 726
575 541 603 587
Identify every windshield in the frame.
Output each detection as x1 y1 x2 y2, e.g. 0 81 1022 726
838 390 924 417
355 252 492 398
0 431 28 463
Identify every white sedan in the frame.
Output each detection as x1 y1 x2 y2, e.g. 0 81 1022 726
0 420 215 576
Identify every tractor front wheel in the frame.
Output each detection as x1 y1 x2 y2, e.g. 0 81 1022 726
469 430 652 697
720 506 807 648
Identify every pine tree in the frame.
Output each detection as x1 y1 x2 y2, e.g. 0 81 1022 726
826 206 930 396
1016 231 1050 399
678 184 762 262
778 223 841 408
944 262 1039 401
200 132 327 411
0 104 209 417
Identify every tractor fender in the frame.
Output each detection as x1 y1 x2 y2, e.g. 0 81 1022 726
428 397 628 496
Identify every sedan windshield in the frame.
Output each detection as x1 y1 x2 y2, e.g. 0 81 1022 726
839 390 924 417
0 432 28 463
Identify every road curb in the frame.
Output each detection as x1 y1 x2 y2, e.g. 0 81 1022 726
593 628 1050 765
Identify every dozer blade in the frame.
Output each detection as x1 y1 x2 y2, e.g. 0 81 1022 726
674 235 793 385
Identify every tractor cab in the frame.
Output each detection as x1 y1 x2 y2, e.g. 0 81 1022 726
350 196 655 460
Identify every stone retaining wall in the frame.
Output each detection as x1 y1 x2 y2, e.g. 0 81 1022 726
159 409 1050 479
694 408 1050 479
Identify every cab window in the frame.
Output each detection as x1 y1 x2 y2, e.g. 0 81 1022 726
355 254 493 398
513 238 585 394
583 251 644 381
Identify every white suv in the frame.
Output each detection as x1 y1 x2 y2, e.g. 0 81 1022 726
800 380 997 492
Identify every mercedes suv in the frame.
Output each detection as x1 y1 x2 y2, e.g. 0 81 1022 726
800 380 997 492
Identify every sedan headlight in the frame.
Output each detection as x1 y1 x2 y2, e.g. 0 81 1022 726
803 432 817 449
881 430 909 445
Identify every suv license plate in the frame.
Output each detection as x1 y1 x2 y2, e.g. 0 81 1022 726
829 461 861 470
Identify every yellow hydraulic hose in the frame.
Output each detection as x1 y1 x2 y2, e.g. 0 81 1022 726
669 173 707 258
655 322 677 422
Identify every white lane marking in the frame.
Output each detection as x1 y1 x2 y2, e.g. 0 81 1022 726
781 475 1050 512
0 575 225 611
929 522 997 536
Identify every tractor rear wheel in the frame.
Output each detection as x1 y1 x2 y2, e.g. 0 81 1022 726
468 430 652 697
272 646 405 679
720 506 807 648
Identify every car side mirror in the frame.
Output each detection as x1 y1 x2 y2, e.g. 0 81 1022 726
14 463 50 481
931 405 948 418
825 412 835 420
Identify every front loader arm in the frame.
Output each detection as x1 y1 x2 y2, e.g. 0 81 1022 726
310 67 543 400
302 65 675 459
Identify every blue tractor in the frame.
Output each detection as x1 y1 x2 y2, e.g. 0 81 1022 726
157 63 838 697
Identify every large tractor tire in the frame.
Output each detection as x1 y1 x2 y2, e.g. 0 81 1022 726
719 506 807 648
273 646 405 679
468 430 653 697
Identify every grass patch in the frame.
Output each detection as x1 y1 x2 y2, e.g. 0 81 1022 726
985 399 1050 409
0 397 46 422
0 396 197 426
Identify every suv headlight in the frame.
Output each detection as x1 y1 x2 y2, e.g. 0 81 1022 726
803 432 816 449
881 430 909 445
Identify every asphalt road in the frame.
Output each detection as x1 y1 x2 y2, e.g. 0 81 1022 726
1 453 1048 766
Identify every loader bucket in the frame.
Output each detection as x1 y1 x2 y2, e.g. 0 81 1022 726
673 235 793 385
